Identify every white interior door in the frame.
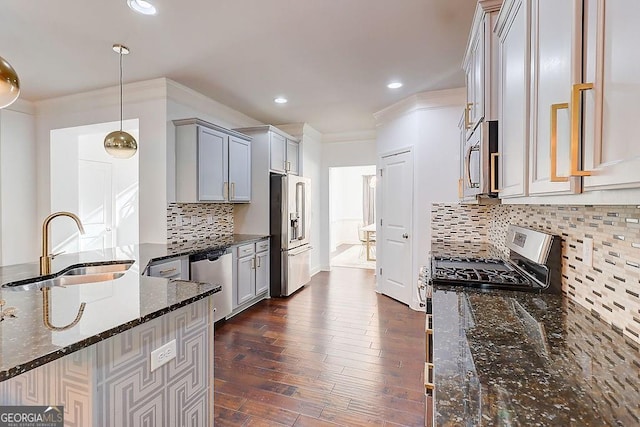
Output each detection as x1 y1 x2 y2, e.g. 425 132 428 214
379 150 413 305
78 160 114 251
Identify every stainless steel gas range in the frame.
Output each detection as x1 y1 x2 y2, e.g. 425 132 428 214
429 224 563 294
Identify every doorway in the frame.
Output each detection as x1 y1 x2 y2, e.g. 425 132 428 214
49 119 139 253
328 165 377 270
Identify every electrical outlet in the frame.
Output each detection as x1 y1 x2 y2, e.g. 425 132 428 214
207 215 213 225
150 339 176 371
583 238 594 267
191 215 197 226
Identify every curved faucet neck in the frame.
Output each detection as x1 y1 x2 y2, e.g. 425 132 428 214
40 211 85 275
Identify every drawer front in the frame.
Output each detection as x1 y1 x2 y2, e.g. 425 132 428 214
256 239 269 252
149 258 183 278
236 242 256 257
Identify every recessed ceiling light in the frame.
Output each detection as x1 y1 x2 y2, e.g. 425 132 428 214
274 97 288 104
387 82 403 89
127 0 157 15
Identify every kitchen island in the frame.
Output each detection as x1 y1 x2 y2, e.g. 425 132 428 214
431 285 640 426
0 234 265 426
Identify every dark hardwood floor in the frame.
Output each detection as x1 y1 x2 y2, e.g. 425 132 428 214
214 267 426 426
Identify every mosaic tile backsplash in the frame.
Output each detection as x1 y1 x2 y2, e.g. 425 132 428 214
431 203 640 345
167 203 234 243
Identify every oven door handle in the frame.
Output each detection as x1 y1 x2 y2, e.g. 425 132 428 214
465 145 480 188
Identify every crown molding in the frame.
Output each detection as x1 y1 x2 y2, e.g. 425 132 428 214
35 78 168 116
322 129 377 144
2 98 36 115
166 79 262 128
495 0 518 37
277 123 323 143
373 87 466 127
463 0 503 67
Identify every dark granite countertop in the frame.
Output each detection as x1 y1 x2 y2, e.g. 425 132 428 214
432 285 640 426
0 234 267 383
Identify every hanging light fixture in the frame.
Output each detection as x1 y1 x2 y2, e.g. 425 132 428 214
0 55 20 109
104 44 137 159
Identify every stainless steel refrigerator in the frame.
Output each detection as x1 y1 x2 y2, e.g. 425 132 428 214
270 173 312 297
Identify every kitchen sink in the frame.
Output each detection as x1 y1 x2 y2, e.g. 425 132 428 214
1 260 135 292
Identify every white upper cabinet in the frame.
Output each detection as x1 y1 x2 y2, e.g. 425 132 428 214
174 118 252 203
528 0 578 195
581 0 640 191
496 0 530 198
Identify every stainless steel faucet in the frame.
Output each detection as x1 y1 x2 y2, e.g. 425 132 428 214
40 211 85 275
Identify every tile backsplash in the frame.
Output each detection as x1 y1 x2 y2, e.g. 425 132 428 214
167 203 233 243
431 203 640 345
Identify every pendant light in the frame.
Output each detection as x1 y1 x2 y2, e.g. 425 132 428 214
104 44 137 159
0 55 20 109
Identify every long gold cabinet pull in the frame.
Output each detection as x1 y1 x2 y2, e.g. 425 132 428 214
464 103 473 130
550 103 570 182
490 152 500 193
570 83 594 176
223 182 229 200
230 182 235 200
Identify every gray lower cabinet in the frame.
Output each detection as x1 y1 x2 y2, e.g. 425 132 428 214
232 238 270 313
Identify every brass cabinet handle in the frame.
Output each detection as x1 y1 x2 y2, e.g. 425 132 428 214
223 182 229 200
550 102 570 182
230 182 235 200
458 178 463 199
464 103 473 130
251 258 255 270
424 362 435 391
256 256 260 268
490 152 500 193
159 267 177 275
570 83 594 176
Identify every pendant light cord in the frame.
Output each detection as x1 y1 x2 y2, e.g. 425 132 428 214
119 50 123 132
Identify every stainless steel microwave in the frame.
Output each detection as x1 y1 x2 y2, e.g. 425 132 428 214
460 120 498 200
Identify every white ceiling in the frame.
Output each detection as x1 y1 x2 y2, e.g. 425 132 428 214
1 0 475 134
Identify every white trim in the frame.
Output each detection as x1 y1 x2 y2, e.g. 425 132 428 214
373 88 466 127
3 98 36 115
35 78 168 116
322 130 377 144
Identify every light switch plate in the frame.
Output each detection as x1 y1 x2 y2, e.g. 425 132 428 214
150 339 176 371
583 238 594 267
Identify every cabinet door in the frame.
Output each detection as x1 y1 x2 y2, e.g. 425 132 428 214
581 0 640 191
236 256 255 306
471 24 485 129
286 139 299 175
228 136 251 202
270 132 286 174
497 0 530 198
255 250 269 295
198 127 228 201
528 0 577 195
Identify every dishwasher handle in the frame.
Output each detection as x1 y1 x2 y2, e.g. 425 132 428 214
189 248 227 263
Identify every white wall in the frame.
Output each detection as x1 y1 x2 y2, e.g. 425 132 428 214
0 100 37 266
319 134 377 270
375 88 464 310
50 120 139 252
36 79 168 244
329 165 376 251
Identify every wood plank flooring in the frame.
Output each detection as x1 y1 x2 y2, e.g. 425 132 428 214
214 267 426 426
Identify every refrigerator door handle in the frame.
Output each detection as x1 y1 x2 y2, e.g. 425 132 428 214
296 181 306 241
288 246 313 256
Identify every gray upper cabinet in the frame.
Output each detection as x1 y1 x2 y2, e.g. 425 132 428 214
174 118 251 203
286 138 299 175
270 132 287 174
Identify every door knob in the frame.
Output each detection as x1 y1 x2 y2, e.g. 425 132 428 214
402 233 409 239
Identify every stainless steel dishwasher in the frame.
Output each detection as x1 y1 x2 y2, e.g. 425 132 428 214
190 248 232 322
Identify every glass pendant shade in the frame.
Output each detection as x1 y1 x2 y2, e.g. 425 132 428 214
104 44 137 158
0 56 20 109
104 130 137 159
